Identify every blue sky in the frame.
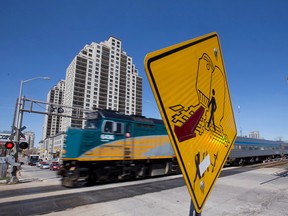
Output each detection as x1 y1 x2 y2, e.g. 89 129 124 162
1 0 288 145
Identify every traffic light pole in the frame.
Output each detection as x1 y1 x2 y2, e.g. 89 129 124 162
15 96 24 162
9 96 25 181
10 99 18 141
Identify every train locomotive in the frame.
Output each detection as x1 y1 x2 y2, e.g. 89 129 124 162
59 109 288 187
60 110 180 187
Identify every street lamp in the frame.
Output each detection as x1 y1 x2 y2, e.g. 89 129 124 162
17 77 51 122
14 76 51 157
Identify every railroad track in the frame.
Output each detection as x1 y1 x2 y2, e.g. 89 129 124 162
249 158 288 168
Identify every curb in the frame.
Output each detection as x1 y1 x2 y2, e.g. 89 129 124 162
0 178 39 184
0 179 7 184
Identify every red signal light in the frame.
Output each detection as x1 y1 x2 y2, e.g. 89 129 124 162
5 142 15 150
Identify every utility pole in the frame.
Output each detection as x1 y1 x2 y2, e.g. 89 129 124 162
238 105 243 137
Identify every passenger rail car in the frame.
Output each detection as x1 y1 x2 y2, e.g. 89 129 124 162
60 110 180 187
227 136 288 165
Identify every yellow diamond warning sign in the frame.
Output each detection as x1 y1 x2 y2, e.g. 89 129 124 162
144 32 237 213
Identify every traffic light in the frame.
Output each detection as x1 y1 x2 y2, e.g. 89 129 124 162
5 141 15 150
50 105 64 113
57 107 64 113
19 142 29 149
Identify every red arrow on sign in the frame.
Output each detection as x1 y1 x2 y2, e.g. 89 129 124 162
174 106 205 142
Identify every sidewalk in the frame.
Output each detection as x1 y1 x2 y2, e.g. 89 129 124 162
0 166 34 185
0 164 58 185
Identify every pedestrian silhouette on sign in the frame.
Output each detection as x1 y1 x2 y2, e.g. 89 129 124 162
208 89 217 130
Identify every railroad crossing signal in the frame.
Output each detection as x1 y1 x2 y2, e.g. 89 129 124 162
19 142 29 149
5 141 29 150
5 141 15 150
144 32 237 213
10 126 26 140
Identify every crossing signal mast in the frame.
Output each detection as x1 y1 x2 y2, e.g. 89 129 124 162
9 96 93 154
6 96 93 182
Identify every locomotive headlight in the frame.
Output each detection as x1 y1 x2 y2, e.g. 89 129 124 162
69 166 76 171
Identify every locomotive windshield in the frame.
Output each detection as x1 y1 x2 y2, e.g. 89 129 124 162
103 120 124 134
85 111 103 129
85 119 101 129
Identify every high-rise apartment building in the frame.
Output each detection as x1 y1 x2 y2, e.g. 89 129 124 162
23 131 35 149
43 80 65 139
62 36 142 130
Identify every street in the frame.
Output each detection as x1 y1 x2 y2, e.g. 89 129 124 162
0 163 288 215
18 164 60 182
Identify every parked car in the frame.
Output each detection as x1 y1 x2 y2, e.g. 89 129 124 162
28 161 37 166
49 162 61 171
37 161 46 167
40 163 50 169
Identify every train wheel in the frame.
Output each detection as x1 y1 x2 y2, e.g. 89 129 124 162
62 177 78 188
137 165 147 178
87 170 97 186
237 159 244 166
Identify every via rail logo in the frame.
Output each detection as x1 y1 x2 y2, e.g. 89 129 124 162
144 32 237 212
